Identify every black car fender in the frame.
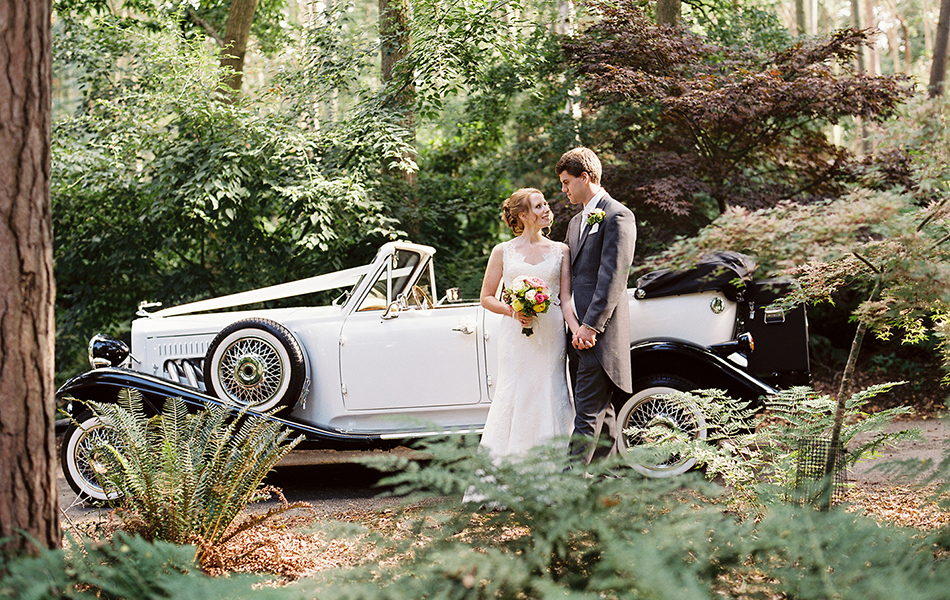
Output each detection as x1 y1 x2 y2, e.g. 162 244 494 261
629 340 776 408
56 368 382 448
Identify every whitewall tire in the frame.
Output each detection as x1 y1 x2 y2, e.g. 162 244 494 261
616 376 708 478
203 318 307 413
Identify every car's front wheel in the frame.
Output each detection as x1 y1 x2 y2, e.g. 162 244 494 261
616 376 707 477
203 318 307 413
61 411 122 503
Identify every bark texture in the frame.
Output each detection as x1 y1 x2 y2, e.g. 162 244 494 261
379 0 416 189
931 0 950 97
655 0 680 26
0 0 59 557
220 0 261 92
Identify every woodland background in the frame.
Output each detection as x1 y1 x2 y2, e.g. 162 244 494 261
3 0 950 577
50 0 950 412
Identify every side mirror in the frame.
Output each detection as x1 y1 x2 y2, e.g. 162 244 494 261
445 287 460 302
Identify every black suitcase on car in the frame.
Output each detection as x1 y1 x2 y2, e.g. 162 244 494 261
742 279 811 388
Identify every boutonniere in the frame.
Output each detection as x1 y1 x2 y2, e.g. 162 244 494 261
586 208 605 226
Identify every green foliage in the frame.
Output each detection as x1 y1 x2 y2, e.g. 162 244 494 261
84 389 303 548
749 503 948 600
54 0 292 56
633 385 919 516
0 531 292 599
561 0 913 251
52 14 400 382
687 2 793 53
292 429 949 599
299 439 743 599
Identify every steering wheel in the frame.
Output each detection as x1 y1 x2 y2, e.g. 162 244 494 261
411 285 433 309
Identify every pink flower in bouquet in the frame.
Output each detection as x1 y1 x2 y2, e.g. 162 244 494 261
504 276 552 336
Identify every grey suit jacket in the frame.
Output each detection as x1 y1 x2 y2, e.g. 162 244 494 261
566 193 637 394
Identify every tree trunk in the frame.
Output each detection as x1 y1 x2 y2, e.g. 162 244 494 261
924 0 934 56
864 0 879 74
851 0 865 71
655 0 681 26
380 0 411 88
850 0 871 155
822 272 882 510
902 20 912 73
220 0 261 93
793 0 805 35
930 0 950 97
0 0 59 558
379 0 416 193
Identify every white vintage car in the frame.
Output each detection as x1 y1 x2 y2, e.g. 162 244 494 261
59 241 810 500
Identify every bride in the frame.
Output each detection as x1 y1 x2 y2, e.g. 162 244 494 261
476 188 579 460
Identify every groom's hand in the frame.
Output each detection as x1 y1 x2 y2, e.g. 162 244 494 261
573 325 597 350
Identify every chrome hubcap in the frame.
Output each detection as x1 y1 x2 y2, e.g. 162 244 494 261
219 337 285 407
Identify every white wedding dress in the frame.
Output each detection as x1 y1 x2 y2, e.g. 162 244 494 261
478 241 575 461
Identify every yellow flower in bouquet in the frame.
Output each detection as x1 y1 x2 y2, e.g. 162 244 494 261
502 276 552 337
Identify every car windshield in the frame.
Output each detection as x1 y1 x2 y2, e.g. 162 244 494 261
354 250 423 311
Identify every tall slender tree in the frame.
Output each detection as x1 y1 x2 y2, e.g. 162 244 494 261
220 0 262 92
655 0 681 25
0 0 59 558
931 0 950 96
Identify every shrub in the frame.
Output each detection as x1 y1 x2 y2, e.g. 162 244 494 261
82 389 305 559
290 388 946 599
0 531 293 599
626 384 920 515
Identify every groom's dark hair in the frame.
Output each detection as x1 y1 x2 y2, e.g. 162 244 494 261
556 147 602 185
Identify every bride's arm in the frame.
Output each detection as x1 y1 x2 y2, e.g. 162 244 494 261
481 244 517 319
559 243 581 336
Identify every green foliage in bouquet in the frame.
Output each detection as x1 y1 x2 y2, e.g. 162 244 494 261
82 389 304 549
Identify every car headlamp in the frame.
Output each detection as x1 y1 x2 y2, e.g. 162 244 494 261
88 334 131 369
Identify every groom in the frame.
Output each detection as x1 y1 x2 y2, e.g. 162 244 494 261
558 147 636 464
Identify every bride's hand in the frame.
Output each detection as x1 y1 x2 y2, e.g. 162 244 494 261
513 310 532 327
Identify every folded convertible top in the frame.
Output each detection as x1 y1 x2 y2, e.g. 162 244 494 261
634 251 757 302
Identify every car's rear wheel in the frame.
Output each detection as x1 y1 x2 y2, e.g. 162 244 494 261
203 318 307 413
61 411 122 503
616 375 707 477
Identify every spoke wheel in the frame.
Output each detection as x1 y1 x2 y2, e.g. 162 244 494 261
617 376 707 478
204 318 307 413
61 411 123 503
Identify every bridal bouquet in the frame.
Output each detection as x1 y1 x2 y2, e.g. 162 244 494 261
503 276 552 337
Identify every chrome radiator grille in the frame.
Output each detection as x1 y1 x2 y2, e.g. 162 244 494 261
162 358 206 391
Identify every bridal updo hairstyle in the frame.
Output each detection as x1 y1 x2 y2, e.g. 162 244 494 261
502 188 542 235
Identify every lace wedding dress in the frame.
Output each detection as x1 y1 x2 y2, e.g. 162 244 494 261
479 241 575 461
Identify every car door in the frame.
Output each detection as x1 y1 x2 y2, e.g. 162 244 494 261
338 304 483 410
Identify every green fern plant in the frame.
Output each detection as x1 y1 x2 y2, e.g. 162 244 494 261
625 384 920 515
84 389 304 549
314 437 744 600
0 531 295 600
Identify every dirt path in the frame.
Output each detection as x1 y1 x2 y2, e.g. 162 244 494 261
849 416 949 487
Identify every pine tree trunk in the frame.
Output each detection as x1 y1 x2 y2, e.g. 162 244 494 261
864 0 880 74
0 0 59 558
930 0 950 97
220 0 261 93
